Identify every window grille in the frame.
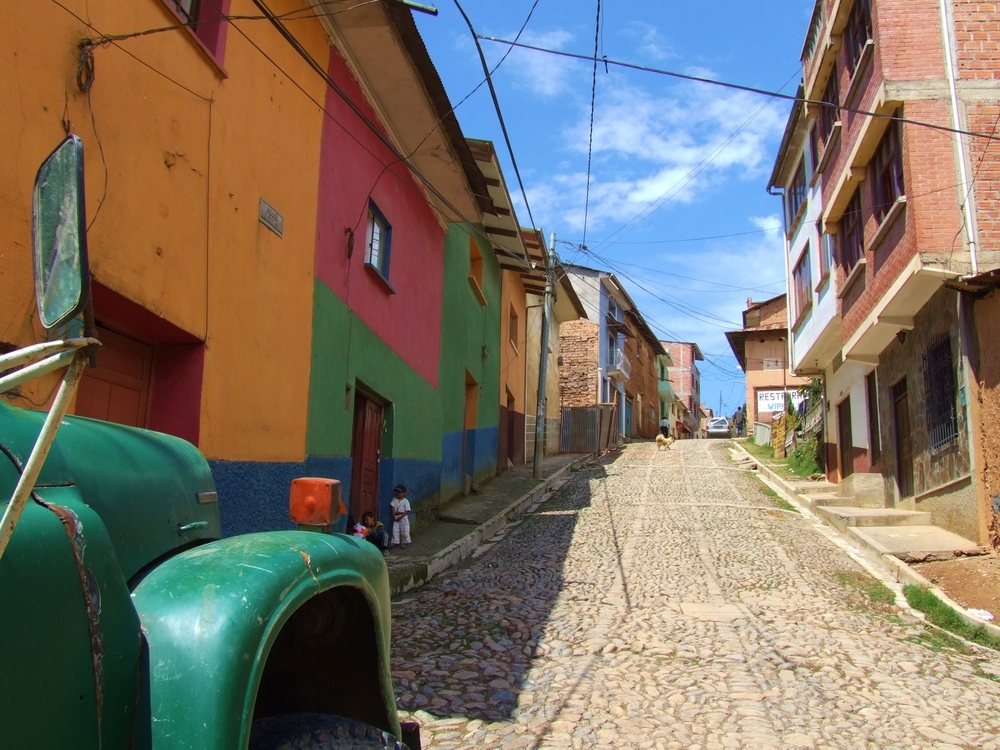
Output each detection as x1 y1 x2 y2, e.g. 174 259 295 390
923 337 957 451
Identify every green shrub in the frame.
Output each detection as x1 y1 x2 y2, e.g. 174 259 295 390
787 436 821 476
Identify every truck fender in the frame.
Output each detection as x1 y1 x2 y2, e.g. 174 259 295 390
130 531 399 750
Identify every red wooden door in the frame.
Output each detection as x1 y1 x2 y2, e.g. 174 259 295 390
75 326 152 428
350 394 384 520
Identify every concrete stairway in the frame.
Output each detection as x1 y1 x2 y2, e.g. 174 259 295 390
750 457 984 564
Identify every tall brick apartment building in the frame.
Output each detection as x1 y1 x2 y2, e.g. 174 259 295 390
559 265 664 441
770 0 1000 545
660 341 704 437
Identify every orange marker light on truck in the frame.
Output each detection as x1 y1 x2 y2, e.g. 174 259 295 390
289 477 342 530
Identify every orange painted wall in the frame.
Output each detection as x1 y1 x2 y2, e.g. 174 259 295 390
500 270 528 412
0 0 329 461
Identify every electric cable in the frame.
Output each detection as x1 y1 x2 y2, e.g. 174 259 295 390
475 36 1000 141
580 0 601 248
451 0 538 231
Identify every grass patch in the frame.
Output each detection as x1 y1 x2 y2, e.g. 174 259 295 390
904 585 1000 652
837 571 895 606
741 440 775 462
750 475 799 513
902 628 971 654
739 437 823 478
772 496 799 513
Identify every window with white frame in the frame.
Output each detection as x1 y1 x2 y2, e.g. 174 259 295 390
871 120 904 222
818 227 835 281
839 190 864 270
792 246 812 322
818 73 840 146
844 0 873 74
784 161 807 232
365 202 391 279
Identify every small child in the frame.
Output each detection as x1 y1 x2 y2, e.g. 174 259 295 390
390 484 412 547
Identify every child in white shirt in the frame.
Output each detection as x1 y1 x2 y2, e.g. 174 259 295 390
390 484 412 547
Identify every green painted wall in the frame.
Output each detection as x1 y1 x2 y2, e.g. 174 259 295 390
307 280 441 461
439 225 502 434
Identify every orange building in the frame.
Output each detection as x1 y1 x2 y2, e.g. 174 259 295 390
0 0 330 465
725 295 810 432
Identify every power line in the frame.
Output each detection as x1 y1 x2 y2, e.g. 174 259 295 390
564 228 772 245
222 0 531 265
581 0 601 247
452 0 538 231
476 36 1000 141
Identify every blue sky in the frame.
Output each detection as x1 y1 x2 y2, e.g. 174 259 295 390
414 0 816 416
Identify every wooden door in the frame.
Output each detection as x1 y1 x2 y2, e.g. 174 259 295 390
892 380 914 498
506 390 516 467
350 394 384 520
75 326 152 427
837 397 853 480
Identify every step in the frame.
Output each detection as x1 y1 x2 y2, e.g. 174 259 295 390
787 480 838 496
815 506 931 534
850 525 982 558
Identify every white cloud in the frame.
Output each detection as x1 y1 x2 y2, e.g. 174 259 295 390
531 78 787 231
498 30 578 98
750 214 782 234
621 22 675 62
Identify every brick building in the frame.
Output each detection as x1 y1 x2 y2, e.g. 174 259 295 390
725 296 810 434
769 0 1000 544
559 265 665 441
556 319 600 409
623 310 668 439
660 341 704 437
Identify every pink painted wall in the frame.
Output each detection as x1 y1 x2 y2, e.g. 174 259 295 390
313 47 444 388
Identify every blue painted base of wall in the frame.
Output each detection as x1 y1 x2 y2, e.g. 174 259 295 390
441 426 498 500
211 455 444 537
211 456 352 537
379 457 441 529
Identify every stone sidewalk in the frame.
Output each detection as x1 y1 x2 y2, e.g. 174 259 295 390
733 441 1000 641
384 453 591 597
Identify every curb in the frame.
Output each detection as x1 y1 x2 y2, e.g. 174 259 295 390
389 455 592 598
732 443 1000 641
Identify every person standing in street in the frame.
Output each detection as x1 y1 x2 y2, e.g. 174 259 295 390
733 406 745 437
390 484 412 548
659 415 670 438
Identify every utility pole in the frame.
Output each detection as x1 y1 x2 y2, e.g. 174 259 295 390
533 232 556 480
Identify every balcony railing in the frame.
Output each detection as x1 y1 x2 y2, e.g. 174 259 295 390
607 348 631 382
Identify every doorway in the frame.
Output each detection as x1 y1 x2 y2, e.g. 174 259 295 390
75 326 153 428
462 372 478 482
837 397 853 480
506 389 516 468
892 379 914 499
350 392 384 521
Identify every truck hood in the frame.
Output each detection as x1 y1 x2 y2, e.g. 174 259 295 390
0 400 220 582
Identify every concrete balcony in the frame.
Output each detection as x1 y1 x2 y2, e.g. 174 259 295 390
658 378 676 400
608 349 631 382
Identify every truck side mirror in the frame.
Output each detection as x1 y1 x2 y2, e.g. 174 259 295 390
32 135 90 330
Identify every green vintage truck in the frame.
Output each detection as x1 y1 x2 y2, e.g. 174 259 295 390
0 137 419 749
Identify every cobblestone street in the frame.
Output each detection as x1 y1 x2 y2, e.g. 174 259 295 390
390 441 1000 749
